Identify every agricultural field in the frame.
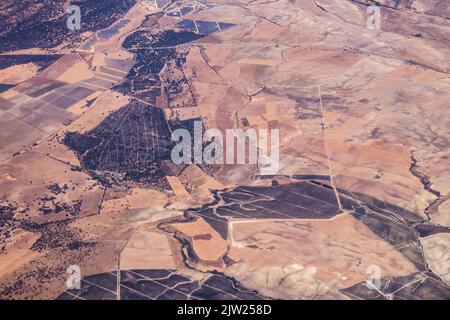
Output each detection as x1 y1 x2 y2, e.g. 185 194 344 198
0 0 449 301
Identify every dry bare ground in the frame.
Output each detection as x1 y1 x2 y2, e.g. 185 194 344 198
0 0 449 300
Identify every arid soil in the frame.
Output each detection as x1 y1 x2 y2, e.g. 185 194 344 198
0 0 449 300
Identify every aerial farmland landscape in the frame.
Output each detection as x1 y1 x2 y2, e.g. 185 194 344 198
0 0 449 302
